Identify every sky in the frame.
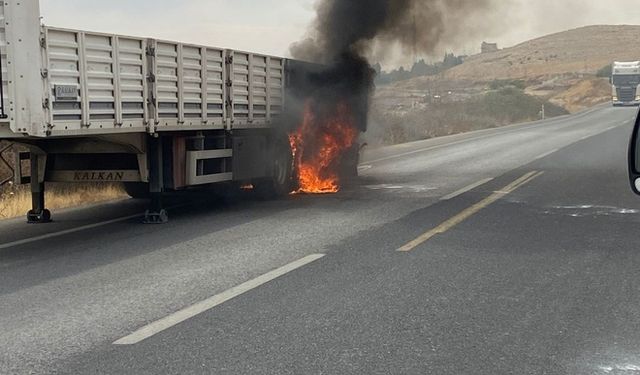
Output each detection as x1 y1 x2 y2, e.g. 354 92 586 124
40 0 640 69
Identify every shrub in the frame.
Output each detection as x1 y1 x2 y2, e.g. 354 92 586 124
596 64 612 78
489 79 527 90
473 87 567 122
368 87 568 146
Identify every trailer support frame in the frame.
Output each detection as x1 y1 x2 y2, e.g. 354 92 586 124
26 152 51 224
143 136 168 224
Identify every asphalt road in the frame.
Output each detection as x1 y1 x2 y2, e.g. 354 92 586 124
1 105 639 374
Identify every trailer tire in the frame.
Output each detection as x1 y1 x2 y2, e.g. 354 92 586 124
255 137 293 199
338 144 361 182
123 182 150 199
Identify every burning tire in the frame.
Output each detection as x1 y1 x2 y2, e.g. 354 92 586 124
287 101 360 194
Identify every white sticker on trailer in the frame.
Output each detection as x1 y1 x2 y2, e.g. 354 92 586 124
54 85 79 101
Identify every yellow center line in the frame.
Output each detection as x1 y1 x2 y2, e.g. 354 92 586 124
397 171 544 252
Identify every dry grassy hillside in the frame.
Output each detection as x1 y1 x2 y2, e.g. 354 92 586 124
369 25 640 146
381 25 640 113
446 25 640 81
546 77 612 113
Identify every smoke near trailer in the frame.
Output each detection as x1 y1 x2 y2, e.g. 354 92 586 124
286 0 499 193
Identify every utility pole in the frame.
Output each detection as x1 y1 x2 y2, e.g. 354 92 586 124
412 4 418 64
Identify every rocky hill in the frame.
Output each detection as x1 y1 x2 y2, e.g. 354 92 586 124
368 25 640 146
445 25 640 81
376 25 640 116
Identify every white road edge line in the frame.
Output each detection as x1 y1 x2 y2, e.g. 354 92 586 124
362 109 604 166
535 148 560 161
0 213 142 250
363 124 548 165
0 204 188 251
364 136 490 165
113 253 326 346
1 118 624 251
535 123 621 159
579 125 619 141
441 178 494 201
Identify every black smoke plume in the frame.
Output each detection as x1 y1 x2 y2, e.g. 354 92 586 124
285 0 499 187
290 0 500 111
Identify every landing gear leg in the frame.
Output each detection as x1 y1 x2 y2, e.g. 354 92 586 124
143 136 168 224
26 153 51 224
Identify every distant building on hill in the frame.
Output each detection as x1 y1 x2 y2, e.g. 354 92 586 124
481 42 499 54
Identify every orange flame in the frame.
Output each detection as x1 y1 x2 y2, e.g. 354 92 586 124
289 100 358 194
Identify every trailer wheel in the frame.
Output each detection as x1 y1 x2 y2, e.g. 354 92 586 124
339 144 361 182
255 137 293 199
123 182 150 199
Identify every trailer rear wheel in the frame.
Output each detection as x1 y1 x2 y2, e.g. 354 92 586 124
255 137 293 199
123 182 150 199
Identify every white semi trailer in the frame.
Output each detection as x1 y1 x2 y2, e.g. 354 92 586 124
0 0 360 223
